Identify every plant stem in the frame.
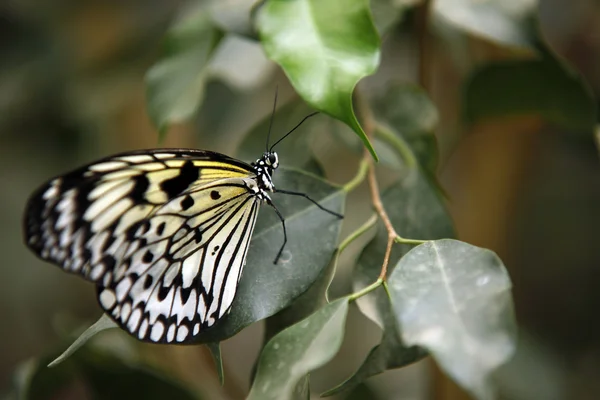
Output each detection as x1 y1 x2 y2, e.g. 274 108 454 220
355 88 425 282
395 236 427 245
356 87 402 282
382 280 391 298
375 122 418 170
339 214 378 253
367 158 400 280
348 278 383 302
342 158 369 193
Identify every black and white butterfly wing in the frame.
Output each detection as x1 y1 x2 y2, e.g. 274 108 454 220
24 149 261 343
98 181 260 343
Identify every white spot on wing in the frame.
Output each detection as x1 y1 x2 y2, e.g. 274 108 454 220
176 325 189 342
99 290 116 309
103 271 113 287
165 160 185 168
121 302 132 322
181 250 202 288
139 318 149 339
116 154 154 163
90 264 105 280
55 190 76 229
134 163 164 171
42 181 59 200
154 153 176 159
150 320 165 342
115 277 132 302
128 307 142 332
103 169 140 181
89 161 128 172
166 324 176 342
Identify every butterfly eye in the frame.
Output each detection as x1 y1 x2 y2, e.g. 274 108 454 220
268 153 278 167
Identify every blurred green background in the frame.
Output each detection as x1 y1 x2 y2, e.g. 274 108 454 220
1 0 599 399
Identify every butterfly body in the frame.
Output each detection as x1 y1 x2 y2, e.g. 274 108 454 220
24 149 281 343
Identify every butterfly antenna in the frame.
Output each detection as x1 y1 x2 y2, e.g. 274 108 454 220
266 86 279 152
270 111 319 151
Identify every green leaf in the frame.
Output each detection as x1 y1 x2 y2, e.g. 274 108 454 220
236 99 325 176
388 239 517 400
257 0 381 160
48 314 118 367
433 0 537 51
260 215 339 399
263 250 337 343
192 168 345 343
464 55 596 136
145 3 224 138
248 298 350 400
327 168 454 393
322 281 426 396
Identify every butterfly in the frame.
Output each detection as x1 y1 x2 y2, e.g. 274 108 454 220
23 111 342 344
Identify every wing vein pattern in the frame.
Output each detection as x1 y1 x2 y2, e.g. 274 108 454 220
24 149 262 343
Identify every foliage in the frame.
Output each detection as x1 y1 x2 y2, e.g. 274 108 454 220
13 0 598 399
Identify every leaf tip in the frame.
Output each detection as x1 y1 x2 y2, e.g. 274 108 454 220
348 114 378 161
207 342 225 386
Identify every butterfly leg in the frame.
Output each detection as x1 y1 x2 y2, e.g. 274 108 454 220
275 189 344 219
266 199 287 264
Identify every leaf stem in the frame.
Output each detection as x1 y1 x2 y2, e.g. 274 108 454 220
342 158 369 193
375 122 418 170
382 280 391 298
348 278 383 302
395 237 427 245
339 214 378 253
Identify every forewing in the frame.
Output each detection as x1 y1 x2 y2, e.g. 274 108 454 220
96 182 261 343
23 149 253 281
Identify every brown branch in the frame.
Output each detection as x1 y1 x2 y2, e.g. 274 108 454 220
367 156 399 280
355 88 400 281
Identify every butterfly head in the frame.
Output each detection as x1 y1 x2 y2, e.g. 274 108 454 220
264 151 279 169
252 151 279 192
